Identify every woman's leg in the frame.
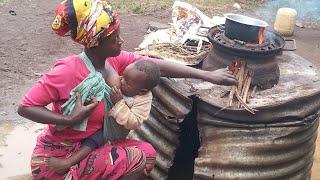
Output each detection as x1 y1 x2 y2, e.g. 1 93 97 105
31 135 78 180
72 139 156 180
119 170 146 180
31 132 155 180
112 139 157 176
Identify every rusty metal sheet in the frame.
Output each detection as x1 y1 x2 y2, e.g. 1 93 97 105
182 52 320 179
131 52 320 180
194 96 320 179
183 52 320 110
197 91 320 124
129 78 193 180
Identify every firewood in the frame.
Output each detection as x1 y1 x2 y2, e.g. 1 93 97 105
241 69 249 97
225 61 257 112
235 89 257 114
242 76 252 106
237 62 246 94
238 69 249 108
238 82 246 107
228 84 236 106
250 85 257 98
228 67 239 106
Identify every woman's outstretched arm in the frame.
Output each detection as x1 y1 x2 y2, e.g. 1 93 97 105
108 51 236 86
148 58 237 86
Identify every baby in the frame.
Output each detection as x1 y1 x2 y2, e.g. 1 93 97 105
45 60 161 174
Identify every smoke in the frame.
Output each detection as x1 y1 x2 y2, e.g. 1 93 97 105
265 31 277 45
255 0 320 26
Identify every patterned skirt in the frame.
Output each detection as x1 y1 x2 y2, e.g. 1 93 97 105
31 132 156 180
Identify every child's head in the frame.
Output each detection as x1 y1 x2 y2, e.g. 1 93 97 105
120 60 160 97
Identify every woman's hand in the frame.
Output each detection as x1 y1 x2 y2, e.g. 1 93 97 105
202 68 237 86
111 87 123 104
67 93 98 125
18 93 98 126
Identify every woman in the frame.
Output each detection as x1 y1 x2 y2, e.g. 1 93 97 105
18 0 236 179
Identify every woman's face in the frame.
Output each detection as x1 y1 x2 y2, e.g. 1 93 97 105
99 28 124 57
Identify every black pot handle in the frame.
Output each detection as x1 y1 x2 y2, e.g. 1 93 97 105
200 26 210 29
282 39 296 51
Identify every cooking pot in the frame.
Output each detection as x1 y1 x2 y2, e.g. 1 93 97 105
224 13 269 42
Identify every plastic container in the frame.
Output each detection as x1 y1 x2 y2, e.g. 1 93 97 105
274 8 297 36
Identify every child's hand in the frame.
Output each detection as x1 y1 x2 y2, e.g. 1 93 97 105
44 157 71 174
111 87 123 104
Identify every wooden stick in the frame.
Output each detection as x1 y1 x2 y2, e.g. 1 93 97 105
228 67 239 106
228 85 236 107
250 85 257 98
235 89 257 114
238 76 247 108
242 76 252 106
241 69 249 97
175 44 192 55
238 69 249 108
237 62 246 94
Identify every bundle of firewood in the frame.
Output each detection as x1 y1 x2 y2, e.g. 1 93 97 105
223 61 258 114
135 43 211 65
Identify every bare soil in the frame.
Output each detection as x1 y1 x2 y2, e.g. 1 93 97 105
0 0 319 179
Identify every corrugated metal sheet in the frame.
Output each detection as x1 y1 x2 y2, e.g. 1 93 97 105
129 52 320 180
194 95 320 180
129 77 320 179
194 52 320 180
128 78 192 180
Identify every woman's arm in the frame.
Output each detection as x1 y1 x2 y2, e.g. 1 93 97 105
18 106 71 125
149 59 237 86
110 51 236 85
18 93 98 126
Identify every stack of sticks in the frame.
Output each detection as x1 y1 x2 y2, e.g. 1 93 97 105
135 43 211 64
224 61 258 114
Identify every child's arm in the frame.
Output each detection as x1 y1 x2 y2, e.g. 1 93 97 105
65 129 104 165
45 129 104 174
110 91 153 130
64 145 92 167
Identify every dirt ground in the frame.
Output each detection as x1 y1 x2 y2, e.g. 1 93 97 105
0 0 319 179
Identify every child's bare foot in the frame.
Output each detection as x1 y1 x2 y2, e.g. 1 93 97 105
44 157 71 174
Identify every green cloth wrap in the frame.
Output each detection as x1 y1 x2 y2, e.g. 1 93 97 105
58 52 112 131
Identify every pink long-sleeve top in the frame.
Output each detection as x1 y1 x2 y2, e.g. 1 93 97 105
20 51 141 142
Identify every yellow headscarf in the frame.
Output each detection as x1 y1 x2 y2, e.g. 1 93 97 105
52 0 120 48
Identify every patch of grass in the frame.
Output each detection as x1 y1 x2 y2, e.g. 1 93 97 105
108 0 264 17
0 0 10 6
108 0 172 15
132 5 144 14
237 0 265 10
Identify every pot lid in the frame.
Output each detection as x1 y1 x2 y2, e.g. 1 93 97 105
224 13 269 27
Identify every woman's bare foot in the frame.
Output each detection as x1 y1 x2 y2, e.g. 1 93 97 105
44 157 71 174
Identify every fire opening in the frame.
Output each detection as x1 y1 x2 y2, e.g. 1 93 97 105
258 27 266 44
